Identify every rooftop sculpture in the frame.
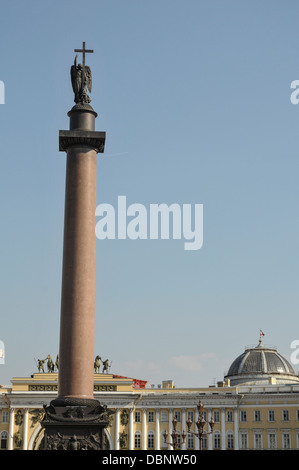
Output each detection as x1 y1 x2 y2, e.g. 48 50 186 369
70 41 93 104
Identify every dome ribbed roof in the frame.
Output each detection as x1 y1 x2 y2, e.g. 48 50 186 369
225 338 299 385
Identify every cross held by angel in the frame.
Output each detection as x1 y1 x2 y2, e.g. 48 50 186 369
71 42 93 105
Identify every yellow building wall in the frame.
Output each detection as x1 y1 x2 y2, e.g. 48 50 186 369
1 376 299 450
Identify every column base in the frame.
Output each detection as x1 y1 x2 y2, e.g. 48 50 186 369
41 397 113 450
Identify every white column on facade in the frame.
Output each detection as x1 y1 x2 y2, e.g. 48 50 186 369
234 408 239 450
8 408 14 450
221 408 226 450
181 408 186 450
129 408 134 450
207 409 213 450
142 408 147 450
155 408 160 450
22 408 29 450
168 408 173 450
115 409 120 450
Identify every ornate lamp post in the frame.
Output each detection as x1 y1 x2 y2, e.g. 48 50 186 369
163 416 187 450
186 400 215 450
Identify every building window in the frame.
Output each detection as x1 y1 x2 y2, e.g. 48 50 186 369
214 431 221 449
213 411 220 422
254 433 262 450
161 411 168 422
227 410 233 422
202 435 207 449
135 411 141 423
240 411 247 422
187 433 194 449
148 431 155 449
134 431 141 449
296 409 299 421
148 411 154 423
240 433 248 450
1 411 8 423
174 411 181 422
254 410 261 422
282 410 289 422
268 410 275 422
0 431 8 450
268 433 276 450
187 411 194 422
282 432 290 449
227 431 234 449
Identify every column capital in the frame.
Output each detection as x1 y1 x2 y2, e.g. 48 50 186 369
59 130 106 153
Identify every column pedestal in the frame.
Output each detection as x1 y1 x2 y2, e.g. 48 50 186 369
42 397 110 450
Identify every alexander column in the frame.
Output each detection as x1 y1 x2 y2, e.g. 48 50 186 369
42 43 111 450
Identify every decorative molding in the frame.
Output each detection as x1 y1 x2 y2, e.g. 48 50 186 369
29 385 58 392
94 385 117 392
29 384 117 392
59 130 105 153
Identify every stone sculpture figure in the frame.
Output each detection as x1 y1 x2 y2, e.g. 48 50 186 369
37 359 45 373
94 355 102 373
71 55 92 104
46 355 55 373
102 359 110 374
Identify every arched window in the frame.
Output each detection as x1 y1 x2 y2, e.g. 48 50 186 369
1 431 8 450
187 432 194 449
202 434 208 449
227 431 234 449
213 430 221 449
134 431 141 449
147 431 155 449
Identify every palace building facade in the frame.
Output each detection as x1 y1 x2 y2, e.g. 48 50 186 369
1 339 299 451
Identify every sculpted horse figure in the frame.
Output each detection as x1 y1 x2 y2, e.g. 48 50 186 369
46 355 55 373
94 355 102 373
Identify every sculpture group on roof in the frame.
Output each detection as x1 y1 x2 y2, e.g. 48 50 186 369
35 354 111 374
36 355 59 373
94 355 111 374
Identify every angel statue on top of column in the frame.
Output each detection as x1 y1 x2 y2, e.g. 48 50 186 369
70 54 92 104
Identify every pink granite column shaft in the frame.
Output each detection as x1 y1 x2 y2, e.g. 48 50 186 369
58 146 97 399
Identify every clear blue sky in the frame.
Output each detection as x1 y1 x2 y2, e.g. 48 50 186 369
0 0 299 387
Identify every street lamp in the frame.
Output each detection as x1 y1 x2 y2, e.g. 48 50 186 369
186 400 215 450
163 416 187 450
